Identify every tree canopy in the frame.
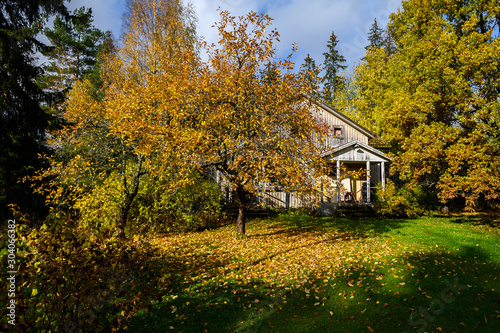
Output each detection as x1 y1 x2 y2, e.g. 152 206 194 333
347 0 500 209
30 0 200 238
193 11 330 234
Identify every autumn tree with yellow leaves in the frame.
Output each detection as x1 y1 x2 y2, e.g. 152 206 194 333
30 0 199 238
193 11 330 235
31 3 331 237
347 0 500 210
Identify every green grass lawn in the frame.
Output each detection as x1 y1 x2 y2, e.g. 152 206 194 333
128 213 500 332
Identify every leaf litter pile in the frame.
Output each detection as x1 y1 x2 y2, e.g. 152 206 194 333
130 216 500 332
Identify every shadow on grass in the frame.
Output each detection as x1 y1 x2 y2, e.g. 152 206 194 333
128 244 500 332
262 213 411 239
264 246 500 333
441 213 500 229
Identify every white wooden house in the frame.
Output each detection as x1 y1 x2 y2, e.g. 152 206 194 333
216 96 391 212
313 98 392 204
256 97 391 210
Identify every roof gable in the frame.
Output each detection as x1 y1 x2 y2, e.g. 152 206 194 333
321 140 392 163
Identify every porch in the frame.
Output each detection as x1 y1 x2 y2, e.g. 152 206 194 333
321 140 392 205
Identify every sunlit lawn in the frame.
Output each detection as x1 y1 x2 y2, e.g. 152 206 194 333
128 213 500 332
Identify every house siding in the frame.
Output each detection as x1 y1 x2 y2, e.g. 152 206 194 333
309 103 370 148
325 146 390 163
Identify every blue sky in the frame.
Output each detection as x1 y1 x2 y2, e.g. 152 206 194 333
65 0 402 71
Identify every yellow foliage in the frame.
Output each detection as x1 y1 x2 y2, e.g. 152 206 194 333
73 172 122 232
347 0 500 209
27 6 333 236
27 0 201 236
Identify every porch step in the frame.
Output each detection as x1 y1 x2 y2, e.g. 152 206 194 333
335 204 379 219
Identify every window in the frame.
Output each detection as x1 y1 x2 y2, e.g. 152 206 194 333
332 125 344 138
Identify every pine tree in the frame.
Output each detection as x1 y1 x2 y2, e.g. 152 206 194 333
302 53 320 96
365 18 384 50
322 32 347 104
40 7 107 112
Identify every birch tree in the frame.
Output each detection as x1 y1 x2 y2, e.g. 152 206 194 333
30 0 199 238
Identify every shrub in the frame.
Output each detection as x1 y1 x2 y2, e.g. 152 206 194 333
73 172 122 235
373 180 424 218
0 213 168 332
53 169 225 236
132 171 225 233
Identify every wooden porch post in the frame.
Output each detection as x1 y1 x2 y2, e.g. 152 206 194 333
336 159 341 203
381 161 386 191
366 161 371 203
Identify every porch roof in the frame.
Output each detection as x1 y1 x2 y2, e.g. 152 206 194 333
321 140 392 163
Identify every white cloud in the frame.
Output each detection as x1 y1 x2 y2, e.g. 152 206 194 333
66 0 402 70
191 0 402 69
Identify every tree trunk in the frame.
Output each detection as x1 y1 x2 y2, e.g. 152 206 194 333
237 200 246 235
116 195 133 240
235 185 247 235
115 155 142 240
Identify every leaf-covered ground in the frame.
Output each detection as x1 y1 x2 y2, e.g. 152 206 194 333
129 213 500 332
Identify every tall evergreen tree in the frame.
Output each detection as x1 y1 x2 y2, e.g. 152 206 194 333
0 0 67 221
302 53 320 96
322 32 347 104
381 27 398 56
87 31 116 99
40 6 107 110
261 61 281 85
365 18 384 50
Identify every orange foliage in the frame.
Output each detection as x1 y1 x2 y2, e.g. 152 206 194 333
191 11 330 233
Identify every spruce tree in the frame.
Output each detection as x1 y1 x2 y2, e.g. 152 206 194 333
0 0 67 221
322 32 347 104
382 28 398 56
302 53 320 96
365 18 384 50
